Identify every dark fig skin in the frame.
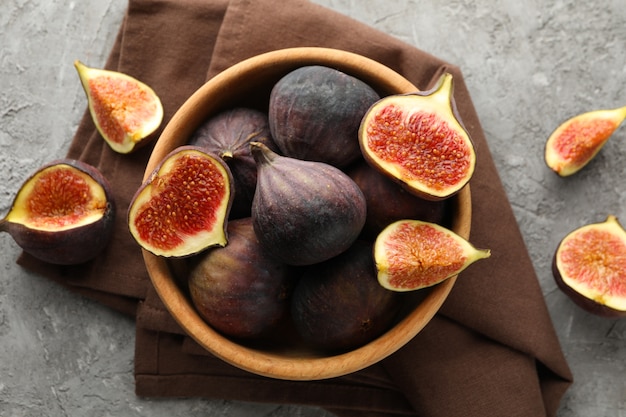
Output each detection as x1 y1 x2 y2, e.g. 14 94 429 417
251 142 366 266
291 241 401 352
347 161 449 240
0 159 115 265
269 65 380 168
188 217 296 339
552 254 626 318
189 107 279 218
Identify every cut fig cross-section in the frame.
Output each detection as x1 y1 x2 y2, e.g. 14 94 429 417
0 159 115 265
75 60 164 154
128 146 233 258
553 215 626 317
544 106 626 176
374 219 490 292
359 72 476 201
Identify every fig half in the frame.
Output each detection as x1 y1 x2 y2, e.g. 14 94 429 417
359 73 476 200
75 60 164 154
544 106 626 176
374 219 490 292
128 146 233 258
553 215 626 317
0 159 115 265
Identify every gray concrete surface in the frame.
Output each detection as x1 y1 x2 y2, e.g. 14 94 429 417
1 0 625 416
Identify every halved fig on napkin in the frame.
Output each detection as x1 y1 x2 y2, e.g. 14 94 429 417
75 60 163 154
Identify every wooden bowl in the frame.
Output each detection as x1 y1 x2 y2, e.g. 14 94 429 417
142 47 472 380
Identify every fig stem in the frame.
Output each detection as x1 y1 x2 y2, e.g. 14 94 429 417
221 150 234 160
429 72 454 106
250 141 276 165
615 105 626 122
599 105 626 126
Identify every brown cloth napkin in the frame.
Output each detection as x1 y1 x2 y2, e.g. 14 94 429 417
17 0 573 416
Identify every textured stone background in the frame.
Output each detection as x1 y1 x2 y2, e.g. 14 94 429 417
1 0 625 416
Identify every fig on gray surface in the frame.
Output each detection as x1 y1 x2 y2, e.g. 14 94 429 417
553 215 626 317
1 159 115 265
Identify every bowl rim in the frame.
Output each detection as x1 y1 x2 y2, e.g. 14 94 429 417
141 47 472 380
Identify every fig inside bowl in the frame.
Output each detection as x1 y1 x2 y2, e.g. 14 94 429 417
142 47 472 380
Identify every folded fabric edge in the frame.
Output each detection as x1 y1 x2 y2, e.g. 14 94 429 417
133 328 416 415
134 374 416 416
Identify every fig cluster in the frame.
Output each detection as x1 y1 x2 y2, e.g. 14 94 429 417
153 65 485 352
544 107 626 316
2 61 164 265
2 63 485 353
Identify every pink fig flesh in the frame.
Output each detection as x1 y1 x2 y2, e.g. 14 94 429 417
0 159 115 265
374 219 490 292
128 145 233 258
545 106 626 176
359 73 476 201
553 215 626 317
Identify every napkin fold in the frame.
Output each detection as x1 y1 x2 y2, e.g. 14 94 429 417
17 0 573 416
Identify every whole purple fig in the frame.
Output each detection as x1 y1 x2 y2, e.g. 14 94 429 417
269 65 380 168
189 107 278 218
291 241 400 352
250 142 366 266
188 217 295 339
